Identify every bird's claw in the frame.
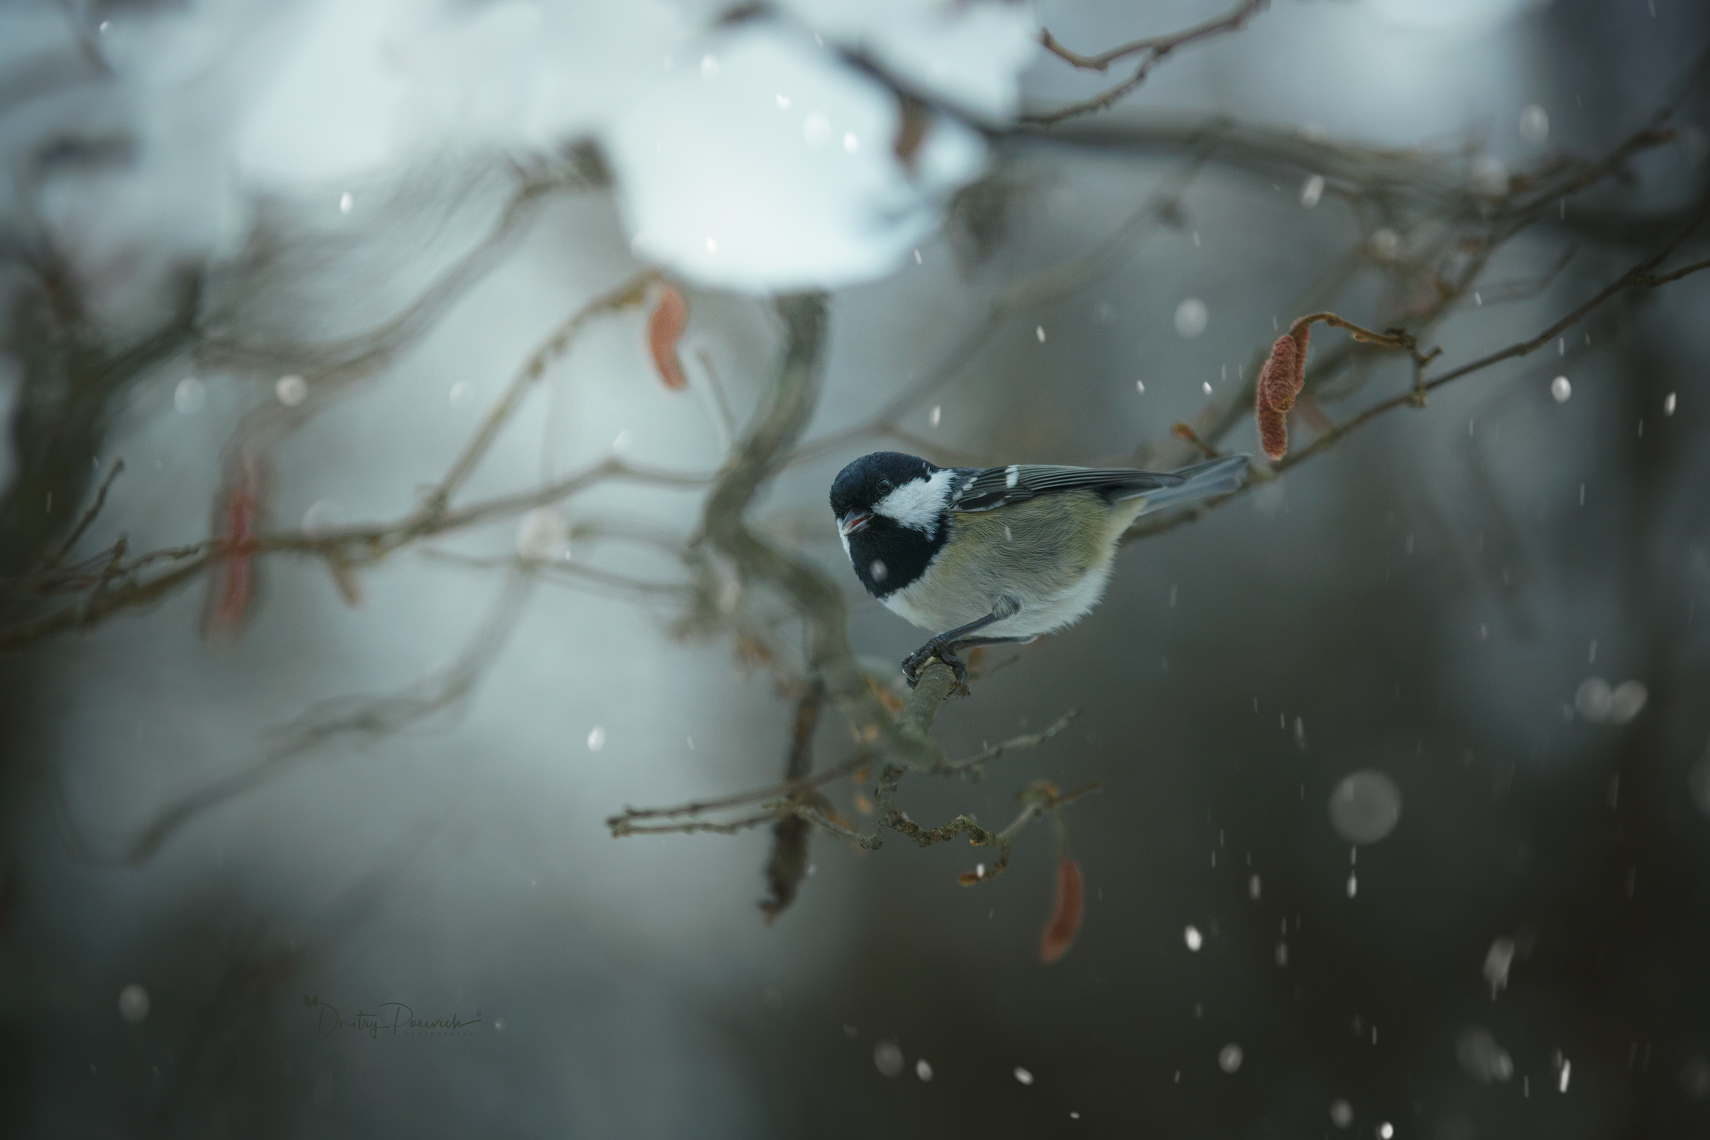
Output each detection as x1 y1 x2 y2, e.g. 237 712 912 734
901 642 970 697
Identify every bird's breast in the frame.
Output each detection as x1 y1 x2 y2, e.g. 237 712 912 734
881 492 1131 635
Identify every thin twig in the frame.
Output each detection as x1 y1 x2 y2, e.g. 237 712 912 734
948 709 1081 777
46 457 123 566
422 269 657 517
1125 197 1710 542
786 153 1208 471
1027 1 1270 127
54 572 535 865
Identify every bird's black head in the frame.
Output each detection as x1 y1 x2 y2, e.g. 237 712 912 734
829 452 949 599
829 452 939 525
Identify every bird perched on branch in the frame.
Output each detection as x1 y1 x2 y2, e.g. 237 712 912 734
830 451 1249 692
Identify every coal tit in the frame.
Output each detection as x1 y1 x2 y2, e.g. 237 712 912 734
830 451 1250 689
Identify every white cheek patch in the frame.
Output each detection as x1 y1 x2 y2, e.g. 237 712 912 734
875 468 955 536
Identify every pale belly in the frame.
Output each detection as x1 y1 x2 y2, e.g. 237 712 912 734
881 492 1146 637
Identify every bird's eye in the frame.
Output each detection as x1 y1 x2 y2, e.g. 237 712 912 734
876 479 893 495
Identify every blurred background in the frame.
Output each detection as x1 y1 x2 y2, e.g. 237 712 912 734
3 0 1710 1137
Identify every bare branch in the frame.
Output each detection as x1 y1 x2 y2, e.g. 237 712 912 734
44 457 124 566
1028 1 1270 127
423 269 657 516
1125 194 1710 543
54 572 534 865
947 708 1081 778
699 294 942 772
759 679 825 921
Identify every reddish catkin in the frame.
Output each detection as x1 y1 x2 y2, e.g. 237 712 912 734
1255 323 1310 461
646 285 690 391
201 453 269 645
1039 858 1085 964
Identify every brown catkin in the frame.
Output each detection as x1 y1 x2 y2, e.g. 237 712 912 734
646 285 690 391
1039 859 1085 964
1255 324 1310 460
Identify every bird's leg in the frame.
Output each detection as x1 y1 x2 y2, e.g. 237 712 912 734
951 635 1035 652
902 597 1021 694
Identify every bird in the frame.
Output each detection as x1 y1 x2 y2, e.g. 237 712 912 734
829 451 1250 692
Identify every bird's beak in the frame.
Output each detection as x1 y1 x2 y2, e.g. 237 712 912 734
838 511 873 537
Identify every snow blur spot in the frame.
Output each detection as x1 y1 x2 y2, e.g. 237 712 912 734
1330 1099 1353 1128
1378 1124 1394 1140
1218 1043 1243 1073
869 559 887 582
516 508 570 561
118 984 150 1024
1484 937 1515 996
586 725 606 752
1519 104 1549 144
1136 380 1146 394
173 377 206 414
1035 325 1046 343
449 381 470 407
1013 1066 1034 1085
1551 376 1572 402
803 112 831 148
1203 381 1213 395
1174 298 1208 338
1184 924 1203 951
1608 680 1647 724
1575 677 1613 721
1558 1058 1571 1093
1329 771 1402 844
700 54 720 80
1248 874 1261 900
1456 1026 1514 1083
1468 156 1508 197
842 131 858 153
338 191 353 214
929 404 940 427
873 1041 904 1078
1368 229 1400 261
915 1059 932 1081
1346 873 1358 898
275 374 307 406
1301 174 1325 208
775 93 790 108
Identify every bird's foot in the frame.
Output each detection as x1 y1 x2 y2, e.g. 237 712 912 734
901 641 970 697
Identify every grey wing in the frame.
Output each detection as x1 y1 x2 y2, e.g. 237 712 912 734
946 464 1187 513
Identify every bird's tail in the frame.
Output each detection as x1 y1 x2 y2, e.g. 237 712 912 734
1123 454 1250 515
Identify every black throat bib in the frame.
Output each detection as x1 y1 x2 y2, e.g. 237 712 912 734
847 515 946 599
